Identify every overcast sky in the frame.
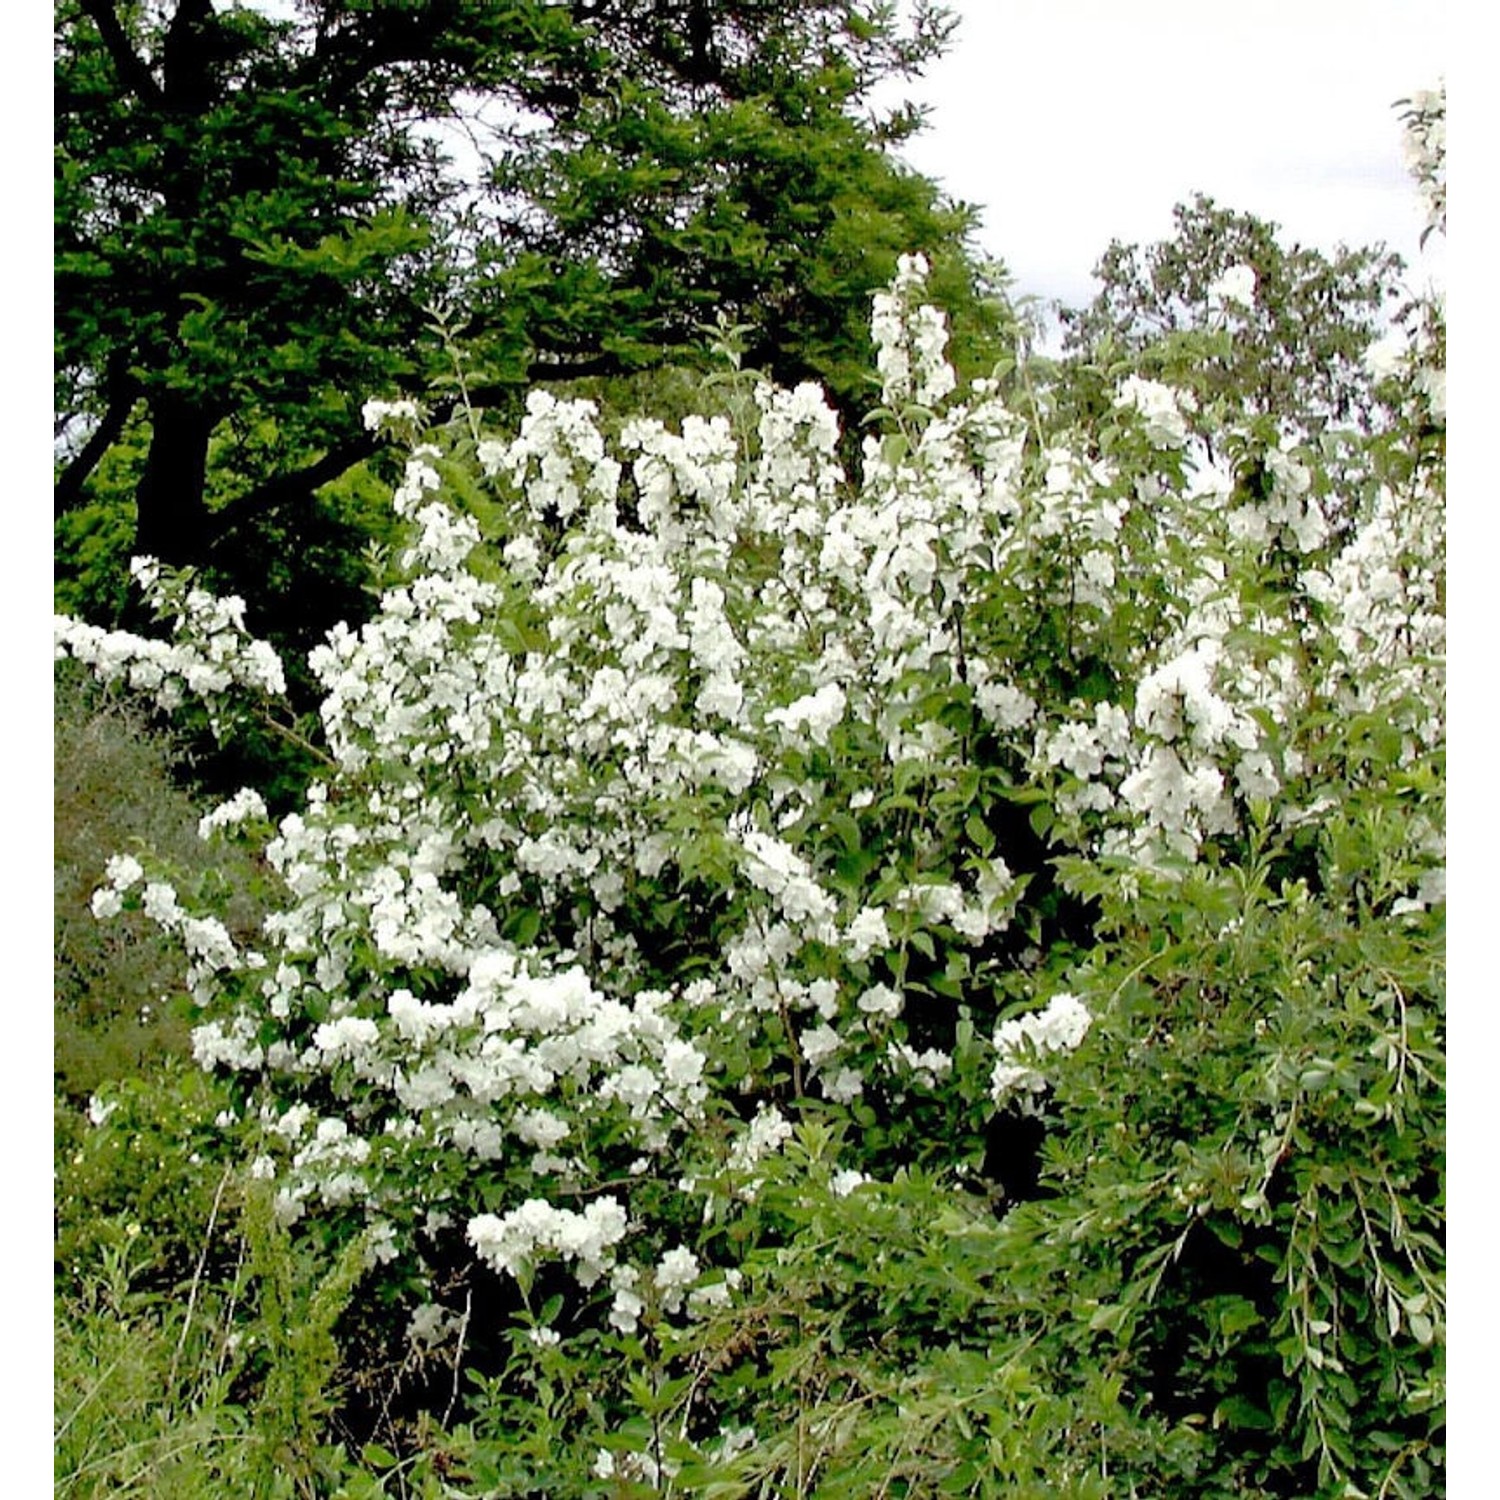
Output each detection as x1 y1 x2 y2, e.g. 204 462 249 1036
878 0 1447 317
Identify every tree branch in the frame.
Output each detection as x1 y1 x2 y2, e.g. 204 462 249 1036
306 4 507 114
458 353 626 407
54 379 140 519
199 340 673 544
77 0 164 108
205 432 384 547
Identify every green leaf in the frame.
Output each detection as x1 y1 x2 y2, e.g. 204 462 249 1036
1087 1302 1129 1335
1214 1395 1274 1431
1214 1297 1263 1338
506 907 543 946
1029 802 1055 841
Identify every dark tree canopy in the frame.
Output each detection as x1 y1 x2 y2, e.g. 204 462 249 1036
55 0 1000 583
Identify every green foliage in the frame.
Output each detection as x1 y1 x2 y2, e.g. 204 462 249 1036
491 73 1011 425
54 1238 254 1499
55 1052 246 1497
53 662 263 1098
239 1186 378 1498
964 721 1445 1495
54 412 154 621
424 741 1444 1498
55 1066 449 1499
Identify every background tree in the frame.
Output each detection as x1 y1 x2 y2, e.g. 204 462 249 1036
55 0 1004 613
1055 194 1406 436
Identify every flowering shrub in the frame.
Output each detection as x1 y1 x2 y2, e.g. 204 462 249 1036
59 117 1444 1494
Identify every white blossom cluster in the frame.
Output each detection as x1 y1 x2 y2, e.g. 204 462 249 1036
56 558 285 728
361 397 423 434
990 993 1093 1108
198 787 269 841
479 389 622 522
605 1244 706 1334
1115 376 1198 448
1303 476 1445 752
467 1195 629 1285
1208 262 1257 311
1399 83 1446 242
91 854 254 1007
870 252 957 408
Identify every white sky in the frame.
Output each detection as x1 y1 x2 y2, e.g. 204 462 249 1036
879 0 1447 314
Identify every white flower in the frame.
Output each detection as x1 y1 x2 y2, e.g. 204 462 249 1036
1209 263 1257 309
104 854 145 891
468 1197 630 1286
1415 363 1445 422
800 1022 842 1066
661 1039 706 1089
974 680 1036 731
142 881 182 923
657 1246 700 1288
361 397 422 432
856 983 902 1020
514 1108 570 1149
90 887 124 920
764 682 847 746
843 906 890 960
1364 330 1409 381
609 1282 644 1334
822 1066 864 1103
728 1104 793 1173
1115 376 1196 448
655 1246 700 1310
830 1168 868 1197
991 993 1092 1106
312 1015 380 1062
687 1275 739 1318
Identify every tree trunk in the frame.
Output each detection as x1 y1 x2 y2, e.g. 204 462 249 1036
133 391 218 567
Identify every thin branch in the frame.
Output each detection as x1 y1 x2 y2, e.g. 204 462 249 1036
459 353 627 407
442 1287 472 1429
258 710 338 773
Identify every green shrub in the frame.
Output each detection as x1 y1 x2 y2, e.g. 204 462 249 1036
54 661 262 1098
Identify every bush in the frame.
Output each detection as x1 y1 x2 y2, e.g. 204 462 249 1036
56 97 1445 1496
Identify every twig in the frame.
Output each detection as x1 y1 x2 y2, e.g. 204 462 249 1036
171 1165 235 1390
443 1287 473 1428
